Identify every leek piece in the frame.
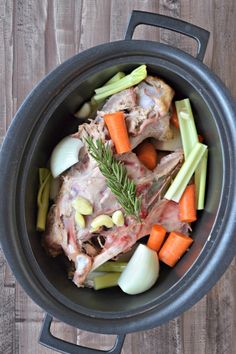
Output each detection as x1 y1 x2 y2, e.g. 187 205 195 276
164 143 207 202
175 99 198 158
195 149 208 209
96 262 127 273
93 65 147 101
104 72 125 86
37 168 51 232
93 273 120 290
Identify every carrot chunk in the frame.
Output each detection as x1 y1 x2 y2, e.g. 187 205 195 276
104 112 131 154
170 105 179 129
159 231 193 267
147 224 167 252
135 141 158 170
179 184 197 223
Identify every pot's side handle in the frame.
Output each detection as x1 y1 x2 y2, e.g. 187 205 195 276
39 314 126 354
125 10 210 61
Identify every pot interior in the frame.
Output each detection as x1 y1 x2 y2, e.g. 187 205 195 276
24 62 223 315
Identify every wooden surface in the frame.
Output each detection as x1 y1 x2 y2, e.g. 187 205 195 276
0 1 236 353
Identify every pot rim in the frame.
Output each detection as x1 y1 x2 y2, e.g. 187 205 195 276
0 39 236 334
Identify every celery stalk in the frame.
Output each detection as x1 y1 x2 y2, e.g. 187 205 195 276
104 72 125 86
37 168 51 232
93 65 147 101
93 273 120 290
175 99 198 158
195 149 208 209
175 98 208 209
96 262 127 273
164 143 207 202
74 72 126 118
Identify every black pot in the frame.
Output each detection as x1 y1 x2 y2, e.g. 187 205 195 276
1 11 236 354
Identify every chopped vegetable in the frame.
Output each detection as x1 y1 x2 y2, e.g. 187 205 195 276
195 149 208 209
112 210 125 226
91 214 114 232
147 224 167 252
179 184 197 222
159 231 193 267
170 105 179 129
72 196 93 215
74 72 126 119
198 134 204 143
96 261 127 273
135 141 158 170
86 138 141 219
164 142 207 202
93 65 147 102
37 168 51 231
118 244 159 295
104 111 131 154
94 273 120 290
50 136 84 178
104 72 125 86
75 211 85 228
49 177 60 201
175 99 198 158
175 98 208 209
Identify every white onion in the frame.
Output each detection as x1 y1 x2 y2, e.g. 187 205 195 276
50 136 84 178
118 244 159 295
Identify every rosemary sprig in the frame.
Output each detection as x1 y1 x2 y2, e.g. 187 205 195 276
86 137 141 220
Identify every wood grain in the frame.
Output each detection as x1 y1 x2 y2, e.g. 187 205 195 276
0 1 235 353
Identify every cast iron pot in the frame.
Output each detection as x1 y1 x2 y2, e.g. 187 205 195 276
1 11 236 354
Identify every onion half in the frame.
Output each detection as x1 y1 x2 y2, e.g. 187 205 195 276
118 244 159 295
50 137 84 178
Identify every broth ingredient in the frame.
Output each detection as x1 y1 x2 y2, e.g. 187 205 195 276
37 168 51 231
50 136 84 178
175 98 208 209
112 210 124 227
135 141 158 170
159 231 193 267
118 244 159 295
104 111 131 154
179 184 197 223
93 65 147 102
147 224 167 252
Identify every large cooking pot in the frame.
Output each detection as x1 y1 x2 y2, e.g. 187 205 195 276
0 11 236 354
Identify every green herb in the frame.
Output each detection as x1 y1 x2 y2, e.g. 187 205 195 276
86 137 141 219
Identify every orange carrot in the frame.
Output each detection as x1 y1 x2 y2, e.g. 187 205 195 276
104 112 131 154
159 231 193 267
170 105 179 129
135 141 158 170
179 184 197 223
147 224 167 252
198 134 204 143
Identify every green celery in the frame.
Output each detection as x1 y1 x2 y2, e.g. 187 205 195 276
175 99 198 158
96 262 127 273
164 143 207 202
175 98 208 209
93 273 120 290
195 149 208 209
93 65 147 101
104 72 125 86
75 72 126 118
37 168 51 232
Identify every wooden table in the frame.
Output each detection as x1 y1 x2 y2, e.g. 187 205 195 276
0 1 236 353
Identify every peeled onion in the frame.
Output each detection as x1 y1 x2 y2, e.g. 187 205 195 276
118 244 159 295
50 137 84 178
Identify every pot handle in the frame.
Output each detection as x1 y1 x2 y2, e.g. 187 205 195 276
125 10 210 61
39 314 126 354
